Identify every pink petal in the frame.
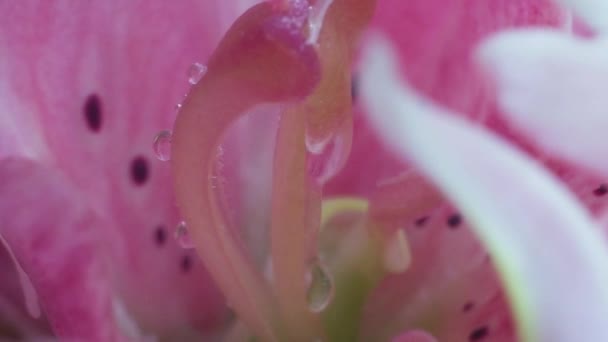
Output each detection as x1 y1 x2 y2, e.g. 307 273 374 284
478 29 608 178
0 158 127 341
369 171 442 223
0 247 50 339
362 201 512 341
360 37 608 342
1 1 238 336
370 0 565 119
392 330 438 342
0 0 251 164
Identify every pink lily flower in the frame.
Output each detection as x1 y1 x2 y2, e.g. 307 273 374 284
1 0 597 341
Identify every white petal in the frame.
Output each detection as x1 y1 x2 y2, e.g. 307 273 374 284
478 29 608 177
556 0 608 34
361 36 608 342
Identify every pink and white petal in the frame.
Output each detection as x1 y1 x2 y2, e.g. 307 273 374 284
0 0 259 201
328 0 566 197
369 0 565 120
478 29 608 177
360 37 608 342
0 0 260 213
553 0 608 34
0 158 130 341
0 1 248 335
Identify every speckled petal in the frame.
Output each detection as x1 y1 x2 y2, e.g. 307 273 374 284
0 158 128 341
360 37 608 342
0 1 248 337
327 0 565 196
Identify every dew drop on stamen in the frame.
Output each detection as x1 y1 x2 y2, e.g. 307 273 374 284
174 221 195 249
187 62 207 85
306 0 333 44
305 128 333 155
306 260 334 313
153 130 172 161
307 128 349 184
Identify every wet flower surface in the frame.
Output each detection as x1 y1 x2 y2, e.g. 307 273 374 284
2 0 608 341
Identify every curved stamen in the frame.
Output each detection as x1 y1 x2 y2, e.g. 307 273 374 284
269 0 376 338
171 3 320 340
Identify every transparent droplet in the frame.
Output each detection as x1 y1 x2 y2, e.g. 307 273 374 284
307 128 349 184
305 128 333 155
306 260 334 313
306 0 332 44
153 130 172 161
175 103 182 110
187 62 207 85
174 221 195 249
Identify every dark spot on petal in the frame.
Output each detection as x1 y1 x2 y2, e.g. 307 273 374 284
181 254 192 273
351 75 358 101
154 226 166 246
130 156 149 186
447 213 462 228
415 216 428 227
462 301 474 313
469 326 489 341
594 184 608 196
84 94 102 132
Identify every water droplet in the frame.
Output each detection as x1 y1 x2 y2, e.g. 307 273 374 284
153 130 172 161
307 129 349 184
305 129 333 155
174 221 195 249
306 260 334 313
384 229 412 274
175 103 182 110
306 0 332 44
187 62 207 85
